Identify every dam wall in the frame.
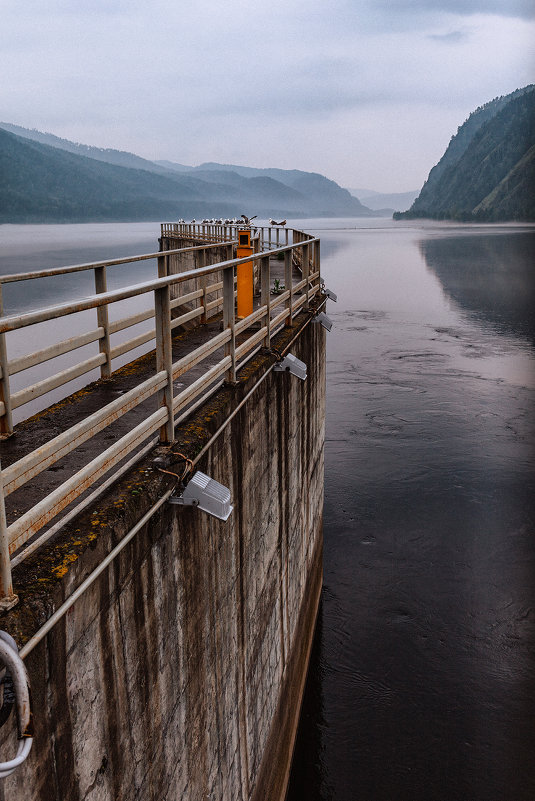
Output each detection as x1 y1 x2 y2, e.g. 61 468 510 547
0 313 325 801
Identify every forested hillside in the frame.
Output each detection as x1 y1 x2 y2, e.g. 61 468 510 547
0 124 372 222
396 86 535 222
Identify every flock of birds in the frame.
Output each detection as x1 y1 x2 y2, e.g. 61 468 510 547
177 215 287 227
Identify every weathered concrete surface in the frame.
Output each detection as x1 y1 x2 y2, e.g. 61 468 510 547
0 306 325 801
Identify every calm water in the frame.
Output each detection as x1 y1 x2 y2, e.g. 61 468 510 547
1 220 534 798
287 220 535 801
0 222 159 420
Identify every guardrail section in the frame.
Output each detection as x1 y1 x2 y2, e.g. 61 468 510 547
0 226 320 609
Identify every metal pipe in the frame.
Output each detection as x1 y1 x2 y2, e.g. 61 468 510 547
0 286 13 437
18 488 174 660
0 637 32 777
95 266 111 378
0 466 17 611
155 286 174 443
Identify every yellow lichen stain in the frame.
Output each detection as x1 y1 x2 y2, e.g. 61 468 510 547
52 552 78 579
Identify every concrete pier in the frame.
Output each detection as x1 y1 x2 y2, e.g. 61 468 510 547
0 305 325 800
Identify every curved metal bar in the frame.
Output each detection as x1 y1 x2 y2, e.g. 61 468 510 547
0 636 33 778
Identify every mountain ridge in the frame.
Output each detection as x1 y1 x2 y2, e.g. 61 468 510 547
0 124 373 222
396 85 535 222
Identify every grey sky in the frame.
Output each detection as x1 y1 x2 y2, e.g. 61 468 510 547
1 0 533 192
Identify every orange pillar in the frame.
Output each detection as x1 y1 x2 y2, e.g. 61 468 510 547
236 229 253 319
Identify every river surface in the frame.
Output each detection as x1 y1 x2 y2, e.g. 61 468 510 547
1 219 534 798
287 219 535 801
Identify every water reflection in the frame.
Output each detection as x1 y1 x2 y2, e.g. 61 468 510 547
288 221 535 801
420 232 535 343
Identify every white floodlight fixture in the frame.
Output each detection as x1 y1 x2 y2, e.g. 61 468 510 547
320 279 337 302
273 353 307 381
169 471 233 521
313 312 333 332
324 288 337 302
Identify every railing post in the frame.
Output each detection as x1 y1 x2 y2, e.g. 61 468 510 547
198 249 207 324
303 242 310 310
0 285 14 437
223 266 236 384
314 239 321 287
0 462 17 610
284 249 293 328
94 266 112 379
155 285 175 443
252 236 260 296
260 255 271 347
157 253 168 279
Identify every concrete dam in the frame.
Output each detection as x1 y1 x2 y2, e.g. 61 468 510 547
0 223 329 800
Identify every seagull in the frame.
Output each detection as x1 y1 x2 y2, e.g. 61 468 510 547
241 214 257 226
269 218 286 226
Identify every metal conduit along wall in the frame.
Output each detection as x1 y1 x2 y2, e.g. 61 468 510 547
0 226 319 610
0 299 326 801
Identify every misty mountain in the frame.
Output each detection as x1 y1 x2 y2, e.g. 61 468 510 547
396 85 535 222
0 127 240 223
347 188 419 212
158 160 373 217
0 123 373 222
0 121 172 175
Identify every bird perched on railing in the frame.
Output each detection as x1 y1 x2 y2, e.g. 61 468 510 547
241 214 257 226
269 218 286 226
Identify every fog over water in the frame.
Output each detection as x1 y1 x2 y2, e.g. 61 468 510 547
287 219 535 800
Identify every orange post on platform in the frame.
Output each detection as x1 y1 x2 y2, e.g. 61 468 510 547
236 229 253 319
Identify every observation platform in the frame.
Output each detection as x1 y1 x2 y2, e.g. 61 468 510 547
0 222 321 608
0 222 328 801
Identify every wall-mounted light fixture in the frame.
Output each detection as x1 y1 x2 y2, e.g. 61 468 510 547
169 471 233 521
320 280 337 302
313 312 333 332
273 353 307 380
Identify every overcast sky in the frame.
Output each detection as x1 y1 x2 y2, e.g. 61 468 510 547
1 0 534 192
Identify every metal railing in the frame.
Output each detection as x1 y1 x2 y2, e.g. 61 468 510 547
0 225 320 608
161 222 310 255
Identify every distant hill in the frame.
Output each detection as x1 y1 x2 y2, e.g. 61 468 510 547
0 121 172 174
347 188 419 213
0 124 373 223
0 127 236 223
163 161 374 217
396 86 535 222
